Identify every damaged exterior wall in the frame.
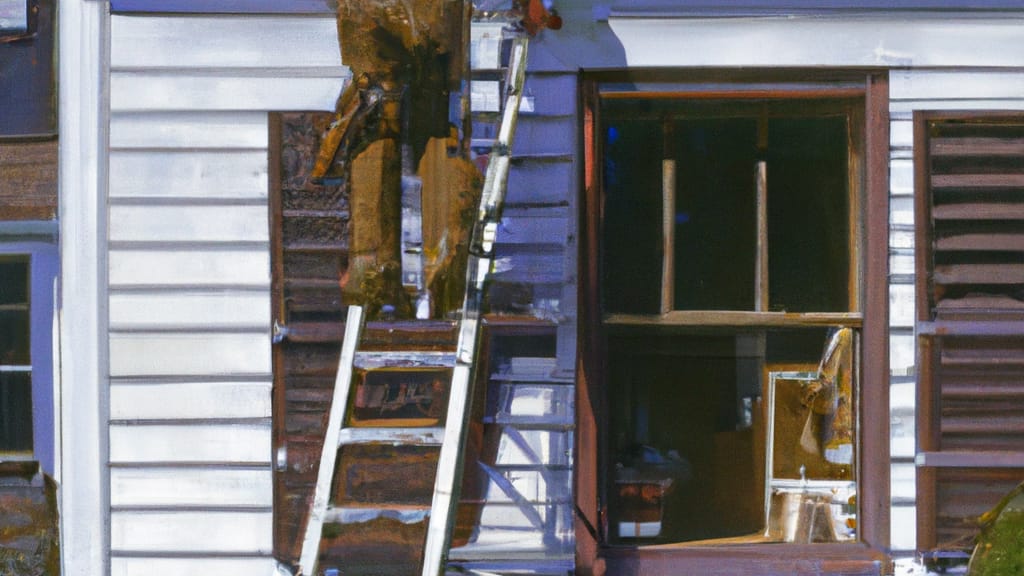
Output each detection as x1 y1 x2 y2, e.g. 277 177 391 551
53 1 1024 574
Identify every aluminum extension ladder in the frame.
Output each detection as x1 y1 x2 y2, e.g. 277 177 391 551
296 32 531 576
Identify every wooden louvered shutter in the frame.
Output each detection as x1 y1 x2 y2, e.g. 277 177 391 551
915 112 1024 554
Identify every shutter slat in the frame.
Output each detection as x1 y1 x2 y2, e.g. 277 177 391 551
933 263 1024 285
930 137 1024 158
931 173 1024 190
933 203 1024 221
936 233 1024 251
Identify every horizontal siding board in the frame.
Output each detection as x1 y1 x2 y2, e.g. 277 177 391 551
890 159 913 197
891 70 1024 101
110 510 272 553
110 111 269 148
110 73 343 112
110 467 272 508
890 99 1024 114
522 74 577 116
110 381 272 420
891 119 914 150
109 290 270 330
109 332 272 377
111 556 277 576
496 214 568 245
110 204 269 243
109 249 270 287
606 18 1024 68
111 14 340 69
109 149 268 200
512 116 576 156
506 161 574 206
109 423 272 464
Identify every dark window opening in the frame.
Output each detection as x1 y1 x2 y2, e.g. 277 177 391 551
0 256 32 454
597 96 863 547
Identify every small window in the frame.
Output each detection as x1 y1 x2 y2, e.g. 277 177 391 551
0 256 33 455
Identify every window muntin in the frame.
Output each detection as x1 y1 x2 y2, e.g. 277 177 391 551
598 96 863 546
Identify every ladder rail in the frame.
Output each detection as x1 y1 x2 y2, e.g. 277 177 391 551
422 33 531 576
298 305 366 576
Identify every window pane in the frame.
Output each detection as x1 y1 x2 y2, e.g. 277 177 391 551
0 258 29 306
0 310 30 365
602 117 664 314
767 116 850 313
605 328 856 544
673 118 758 311
0 371 32 451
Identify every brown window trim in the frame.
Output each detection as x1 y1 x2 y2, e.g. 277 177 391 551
576 70 890 575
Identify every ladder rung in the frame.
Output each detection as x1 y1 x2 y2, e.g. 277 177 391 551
354 350 457 369
323 505 431 525
489 417 574 430
338 426 445 446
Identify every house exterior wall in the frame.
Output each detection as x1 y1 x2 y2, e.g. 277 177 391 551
56 2 1024 574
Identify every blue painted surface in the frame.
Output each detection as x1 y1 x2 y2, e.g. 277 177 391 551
0 237 58 476
0 0 55 136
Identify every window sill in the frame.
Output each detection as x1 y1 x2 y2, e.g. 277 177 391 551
601 541 889 576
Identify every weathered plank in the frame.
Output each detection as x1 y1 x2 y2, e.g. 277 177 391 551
109 423 272 464
0 140 58 220
110 381 272 420
110 510 273 553
110 466 272 507
109 332 272 377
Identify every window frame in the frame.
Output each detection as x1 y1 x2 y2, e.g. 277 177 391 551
576 70 890 573
0 237 58 475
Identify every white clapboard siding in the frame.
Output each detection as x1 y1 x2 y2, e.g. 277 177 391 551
110 15 342 70
890 159 913 197
496 213 569 246
109 290 270 330
109 249 270 287
890 70 1024 102
110 111 269 149
112 557 277 576
110 510 273 553
607 17 1024 68
110 381 272 421
506 160 574 206
109 332 272 378
890 99 1024 114
513 116 576 156
111 74 343 112
109 205 269 243
110 467 272 508
109 423 272 464
109 149 268 200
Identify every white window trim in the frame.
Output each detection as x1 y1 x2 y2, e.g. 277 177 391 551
59 1 110 575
